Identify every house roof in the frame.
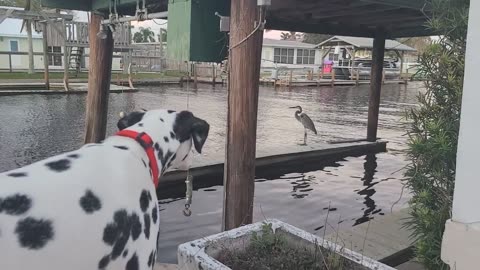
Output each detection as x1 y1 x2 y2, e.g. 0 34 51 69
263 38 316 49
316 36 416 52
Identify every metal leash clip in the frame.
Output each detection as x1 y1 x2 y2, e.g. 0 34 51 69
183 171 193 217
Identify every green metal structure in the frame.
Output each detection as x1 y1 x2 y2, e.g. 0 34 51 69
167 0 229 62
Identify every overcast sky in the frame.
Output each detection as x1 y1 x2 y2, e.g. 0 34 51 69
0 9 281 40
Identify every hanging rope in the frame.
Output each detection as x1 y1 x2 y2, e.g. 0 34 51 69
183 61 193 217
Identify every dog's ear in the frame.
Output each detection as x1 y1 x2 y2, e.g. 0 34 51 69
117 111 145 130
191 118 209 154
173 111 210 154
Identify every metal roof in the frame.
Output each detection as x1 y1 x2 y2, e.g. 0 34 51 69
263 38 316 49
316 36 417 52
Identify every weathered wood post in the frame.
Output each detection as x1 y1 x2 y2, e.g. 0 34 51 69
222 0 264 231
27 19 35 74
84 13 114 144
212 63 216 85
331 68 335 86
355 68 359 86
367 31 386 142
8 53 12 73
42 23 50 90
193 63 198 89
289 70 293 86
63 19 70 91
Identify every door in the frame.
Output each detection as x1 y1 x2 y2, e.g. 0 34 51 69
9 40 21 68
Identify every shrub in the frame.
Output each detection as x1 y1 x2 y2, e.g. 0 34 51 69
404 0 469 269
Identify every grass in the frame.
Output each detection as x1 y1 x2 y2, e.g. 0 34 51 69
0 71 185 81
216 223 368 270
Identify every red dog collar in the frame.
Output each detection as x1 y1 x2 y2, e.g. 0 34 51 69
115 130 159 188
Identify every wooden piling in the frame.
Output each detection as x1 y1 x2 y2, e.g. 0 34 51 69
223 0 263 231
212 63 216 85
63 19 69 91
42 23 50 90
193 63 198 89
331 68 336 87
355 68 359 86
367 31 386 142
289 70 293 86
84 13 114 144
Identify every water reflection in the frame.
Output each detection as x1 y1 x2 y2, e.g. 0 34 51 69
355 154 378 225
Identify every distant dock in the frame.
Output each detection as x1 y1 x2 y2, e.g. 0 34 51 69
0 82 137 96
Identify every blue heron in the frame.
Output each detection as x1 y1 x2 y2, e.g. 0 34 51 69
290 106 317 145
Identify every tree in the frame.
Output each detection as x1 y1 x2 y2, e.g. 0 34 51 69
133 27 155 43
404 0 469 269
280 31 301 41
302 33 332 44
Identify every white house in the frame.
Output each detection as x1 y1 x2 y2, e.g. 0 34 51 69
0 33 123 72
261 38 322 71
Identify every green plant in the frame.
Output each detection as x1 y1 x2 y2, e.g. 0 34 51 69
216 223 365 270
404 0 469 269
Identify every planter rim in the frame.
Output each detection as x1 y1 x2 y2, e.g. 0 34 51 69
178 219 396 270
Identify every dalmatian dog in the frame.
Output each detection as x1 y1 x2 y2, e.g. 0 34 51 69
0 109 210 270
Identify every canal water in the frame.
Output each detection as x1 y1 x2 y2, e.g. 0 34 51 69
0 82 423 263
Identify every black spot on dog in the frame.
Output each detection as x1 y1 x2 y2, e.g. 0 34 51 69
163 136 169 143
152 205 158 224
126 253 139 270
182 153 189 161
160 118 164 122
45 159 71 172
102 223 119 246
0 194 32 215
148 250 154 267
123 249 128 258
138 123 143 127
154 143 160 151
167 110 175 114
15 217 54 249
7 172 27 177
131 213 142 241
79 190 102 214
142 159 147 168
147 192 152 201
140 190 149 212
144 214 151 239
98 255 110 269
67 153 79 159
114 146 129 150
111 227 129 259
170 132 175 139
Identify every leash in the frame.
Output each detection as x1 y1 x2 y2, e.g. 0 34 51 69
183 61 193 217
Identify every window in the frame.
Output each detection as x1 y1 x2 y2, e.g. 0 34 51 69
9 40 19 52
274 48 294 64
327 52 339 61
48 46 62 66
296 49 315 65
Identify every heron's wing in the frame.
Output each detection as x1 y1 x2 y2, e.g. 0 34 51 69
300 113 317 134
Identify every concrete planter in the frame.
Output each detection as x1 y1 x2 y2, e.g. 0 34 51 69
178 219 395 270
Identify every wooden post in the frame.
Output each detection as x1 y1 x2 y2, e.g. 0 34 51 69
223 0 264 231
84 13 114 144
8 53 12 72
289 70 293 86
382 69 386 84
367 31 386 142
331 68 336 86
193 63 198 89
42 23 50 90
63 19 69 91
400 51 405 80
355 68 359 86
27 19 34 74
212 63 216 85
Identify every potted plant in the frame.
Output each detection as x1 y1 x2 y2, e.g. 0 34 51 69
178 219 395 270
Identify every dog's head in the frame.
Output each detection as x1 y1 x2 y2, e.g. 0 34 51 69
117 109 209 174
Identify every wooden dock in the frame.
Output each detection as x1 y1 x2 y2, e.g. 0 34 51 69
260 78 408 87
325 208 414 267
0 83 137 96
160 140 387 187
